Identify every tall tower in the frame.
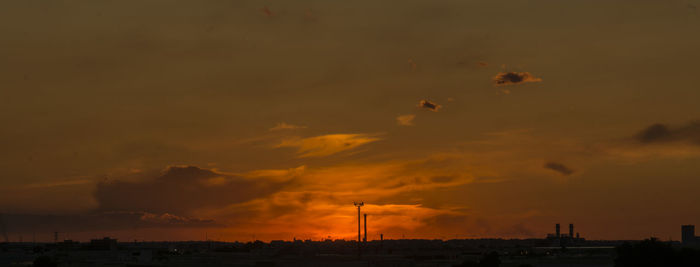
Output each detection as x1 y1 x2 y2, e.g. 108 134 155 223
569 224 574 239
555 224 561 238
363 214 367 243
353 202 364 257
682 225 695 245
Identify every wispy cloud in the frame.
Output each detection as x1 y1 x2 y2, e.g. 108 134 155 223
493 72 542 86
397 114 416 126
269 122 307 131
23 179 93 189
276 134 381 158
543 162 574 176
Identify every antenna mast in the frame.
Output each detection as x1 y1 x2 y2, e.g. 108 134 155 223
353 202 364 257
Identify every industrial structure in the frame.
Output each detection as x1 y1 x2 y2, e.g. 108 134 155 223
545 223 584 247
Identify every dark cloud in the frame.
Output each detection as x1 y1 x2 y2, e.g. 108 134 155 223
418 100 441 112
95 166 292 215
636 121 700 144
493 72 542 86
544 162 574 176
637 123 671 143
0 211 218 234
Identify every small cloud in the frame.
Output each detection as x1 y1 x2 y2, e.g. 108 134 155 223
493 72 542 86
408 58 418 72
477 61 488 67
396 114 416 126
270 122 306 131
544 162 574 176
418 100 441 112
262 6 273 17
277 134 381 158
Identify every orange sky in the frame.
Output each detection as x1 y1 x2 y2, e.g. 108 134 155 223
1 0 700 242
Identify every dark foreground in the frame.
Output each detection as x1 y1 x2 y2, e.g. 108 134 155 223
1 238 697 267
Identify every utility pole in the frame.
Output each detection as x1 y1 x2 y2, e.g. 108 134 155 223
353 202 364 258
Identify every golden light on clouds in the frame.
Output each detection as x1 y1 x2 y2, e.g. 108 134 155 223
396 114 415 126
276 134 381 158
3 0 700 242
269 122 307 131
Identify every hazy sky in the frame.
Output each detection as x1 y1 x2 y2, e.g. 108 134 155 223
1 0 700 242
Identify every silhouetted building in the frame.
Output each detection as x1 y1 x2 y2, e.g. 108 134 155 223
682 225 699 245
89 237 117 250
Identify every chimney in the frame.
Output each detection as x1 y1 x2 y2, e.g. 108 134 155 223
569 224 574 238
555 224 560 238
380 233 384 249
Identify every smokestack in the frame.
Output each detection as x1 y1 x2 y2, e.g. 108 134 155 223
569 224 574 238
555 224 560 238
363 214 367 243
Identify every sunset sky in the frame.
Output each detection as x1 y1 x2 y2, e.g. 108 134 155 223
2 0 700 242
